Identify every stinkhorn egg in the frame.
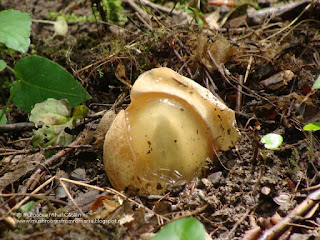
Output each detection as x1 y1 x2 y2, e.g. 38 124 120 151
103 67 240 194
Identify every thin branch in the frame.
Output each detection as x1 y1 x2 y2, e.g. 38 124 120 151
259 188 320 240
261 2 312 42
138 0 187 17
0 176 56 221
226 206 257 240
60 177 170 222
123 0 150 20
24 134 85 192
0 144 91 157
59 178 88 218
0 193 67 205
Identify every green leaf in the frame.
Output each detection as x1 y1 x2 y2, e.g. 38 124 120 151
0 59 6 71
152 217 206 240
303 122 320 132
0 109 7 125
260 133 283 150
72 105 89 120
0 9 31 53
29 98 75 147
312 75 320 90
20 201 35 213
30 98 71 125
13 56 91 112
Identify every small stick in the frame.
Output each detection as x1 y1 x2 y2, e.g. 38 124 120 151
259 188 320 240
24 134 85 192
172 49 193 78
139 0 187 17
59 177 170 222
302 184 320 192
0 145 91 157
0 176 56 221
236 75 243 112
261 2 312 42
204 69 219 93
29 171 46 191
0 122 41 133
123 0 150 20
247 0 310 25
134 12 153 30
243 55 253 84
171 204 208 221
0 193 67 205
59 178 88 218
226 206 256 240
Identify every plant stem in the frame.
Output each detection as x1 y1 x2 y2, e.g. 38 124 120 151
5 65 15 74
31 19 55 25
0 80 21 122
0 65 16 122
310 131 314 156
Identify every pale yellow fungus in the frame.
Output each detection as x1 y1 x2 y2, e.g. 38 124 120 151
103 67 240 194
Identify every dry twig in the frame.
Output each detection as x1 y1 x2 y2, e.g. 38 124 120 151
24 134 86 192
259 188 320 240
123 0 150 20
0 122 40 133
59 178 170 224
0 176 56 221
138 0 187 18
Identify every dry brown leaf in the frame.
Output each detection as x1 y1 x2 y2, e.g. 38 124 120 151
0 153 44 189
90 195 114 212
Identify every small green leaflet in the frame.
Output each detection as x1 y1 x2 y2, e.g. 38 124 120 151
72 105 89 120
29 98 75 147
13 56 91 112
0 9 31 53
20 201 35 213
0 59 6 71
303 122 320 132
152 217 206 240
260 133 283 150
0 109 7 125
312 75 320 90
